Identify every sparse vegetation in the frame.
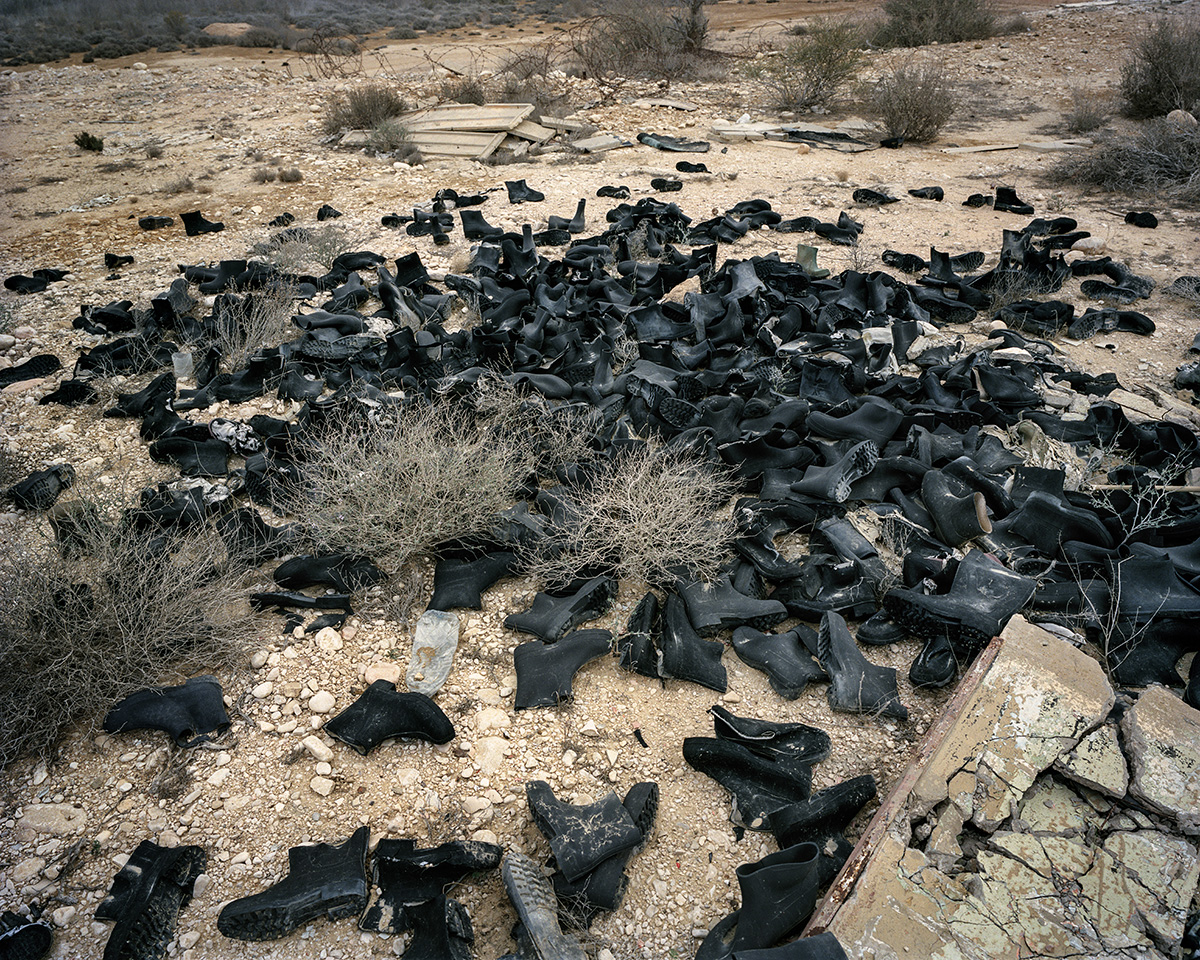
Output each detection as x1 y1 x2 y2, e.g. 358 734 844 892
365 120 422 162
321 83 408 136
74 131 104 152
1063 88 1111 135
252 223 360 275
867 58 959 143
567 0 713 81
1119 15 1200 119
440 74 487 105
0 510 255 767
211 283 297 371
748 19 863 113
278 166 303 182
526 444 737 589
873 0 996 47
251 167 278 183
144 140 164 159
1049 119 1200 203
161 175 194 194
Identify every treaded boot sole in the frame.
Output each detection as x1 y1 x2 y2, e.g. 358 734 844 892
502 852 586 960
217 891 367 942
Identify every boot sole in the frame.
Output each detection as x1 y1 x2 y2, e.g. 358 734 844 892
218 892 366 941
502 852 586 960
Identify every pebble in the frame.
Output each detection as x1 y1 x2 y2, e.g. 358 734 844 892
51 906 75 927
251 681 274 699
476 707 511 732
315 627 343 652
308 690 336 714
364 662 402 685
310 776 335 797
192 874 211 898
179 931 201 949
0 334 15 351
250 650 270 669
462 796 491 815
301 735 334 762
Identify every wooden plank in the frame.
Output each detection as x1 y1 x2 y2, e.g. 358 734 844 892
541 117 591 132
406 129 507 159
1019 139 1092 152
510 119 556 143
570 134 630 154
941 143 1020 154
398 102 533 132
631 97 698 111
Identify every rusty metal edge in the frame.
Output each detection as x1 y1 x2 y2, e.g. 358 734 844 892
801 631 1006 937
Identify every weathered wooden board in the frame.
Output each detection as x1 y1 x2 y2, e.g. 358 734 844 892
510 119 556 143
406 129 507 159
398 102 534 132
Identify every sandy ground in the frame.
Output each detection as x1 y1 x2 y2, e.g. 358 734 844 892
1 1 1199 958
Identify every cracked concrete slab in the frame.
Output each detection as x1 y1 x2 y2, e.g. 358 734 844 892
1122 685 1200 835
812 618 1199 960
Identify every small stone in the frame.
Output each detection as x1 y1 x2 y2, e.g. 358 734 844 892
474 737 508 776
476 707 510 733
315 627 343 651
309 690 335 714
301 735 334 762
179 931 201 949
0 334 16 351
31 760 47 785
395 767 420 787
251 681 274 699
462 796 491 815
364 662 402 685
310 776 335 797
250 650 270 669
471 829 499 844
563 749 577 767
407 610 460 695
192 874 211 898
51 906 76 928
17 804 86 837
1167 108 1199 129
12 858 45 883
580 720 601 738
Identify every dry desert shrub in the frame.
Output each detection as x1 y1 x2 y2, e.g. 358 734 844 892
254 223 360 275
0 509 256 767
567 0 711 81
1120 15 1200 119
1063 88 1111 135
1049 119 1200 204
322 83 408 135
748 19 864 113
873 0 995 47
211 283 297 371
867 58 959 143
526 444 737 589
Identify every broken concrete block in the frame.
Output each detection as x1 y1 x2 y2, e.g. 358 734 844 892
1123 685 1200 834
1053 722 1128 798
1100 830 1198 951
1017 775 1102 837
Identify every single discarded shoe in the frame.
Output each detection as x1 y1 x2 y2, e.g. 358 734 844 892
7 464 75 511
388 896 474 960
218 826 370 941
651 177 684 192
616 591 662 679
682 737 813 830
768 774 877 851
994 186 1033 215
103 675 230 747
790 440 879 503
677 160 709 173
513 629 612 710
430 551 516 610
97 840 206 960
180 211 224 236
679 574 788 637
851 188 900 206
460 210 504 240
1124 210 1157 229
216 508 301 564
323 681 455 754
921 469 991 547
359 839 502 933
138 215 173 230
730 625 827 699
506 179 545 204
660 593 728 692
505 576 616 642
551 781 659 923
273 554 387 593
909 186 944 201
527 780 643 882
816 611 907 719
597 184 631 199
710 704 831 765
502 849 587 960
0 910 52 960
317 203 343 220
806 396 904 447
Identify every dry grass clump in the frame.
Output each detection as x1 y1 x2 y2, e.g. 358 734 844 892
0 510 256 767
322 83 409 135
212 284 297 370
866 58 959 143
366 119 423 162
297 380 588 571
748 19 864 113
1063 88 1111 135
253 223 359 275
873 0 995 47
527 445 737 589
567 0 711 81
1049 119 1200 203
1119 15 1200 119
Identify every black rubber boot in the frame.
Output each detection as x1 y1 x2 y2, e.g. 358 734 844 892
97 840 207 960
616 591 662 679
317 203 342 220
429 551 516 610
909 185 944 201
216 508 301 564
526 780 644 884
138 215 173 230
790 440 878 503
273 554 387 593
806 396 904 447
359 840 502 933
1114 555 1200 621
218 827 370 941
994 186 1033 215
505 576 617 642
0 910 52 960
180 211 224 236
710 704 831 765
513 629 613 710
851 187 899 206
460 210 504 240
551 781 659 924
731 931 850 959
103 675 230 747
679 574 788 637
769 774 877 851
921 470 991 547
1002 490 1113 555
816 611 907 719
147 436 229 477
660 593 728 692
682 738 814 829
7 464 75 511
323 681 455 754
506 179 545 203
730 625 827 699
502 850 587 960
547 198 587 234
197 259 246 294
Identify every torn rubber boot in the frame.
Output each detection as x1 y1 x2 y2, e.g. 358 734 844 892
501 850 587 960
360 840 502 933
216 508 301 564
885 550 1035 687
429 551 515 610
682 737 813 830
790 440 878 503
679 574 788 637
1114 555 1200 622
323 682 455 754
180 211 224 236
273 554 387 593
526 780 643 882
551 781 659 923
921 469 991 547
769 774 877 857
0 910 52 960
103 675 230 747
616 591 662 679
732 932 850 959
660 593 728 692
506 179 545 203
710 704 831 765
1002 490 1113 555
806 396 904 447
816 611 907 719
696 842 821 960
389 896 473 960
7 464 75 511
0 354 61 389
505 576 616 642
730 625 827 699
218 827 370 941
97 841 206 960
513 629 612 709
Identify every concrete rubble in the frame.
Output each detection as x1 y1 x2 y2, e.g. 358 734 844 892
812 616 1200 960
